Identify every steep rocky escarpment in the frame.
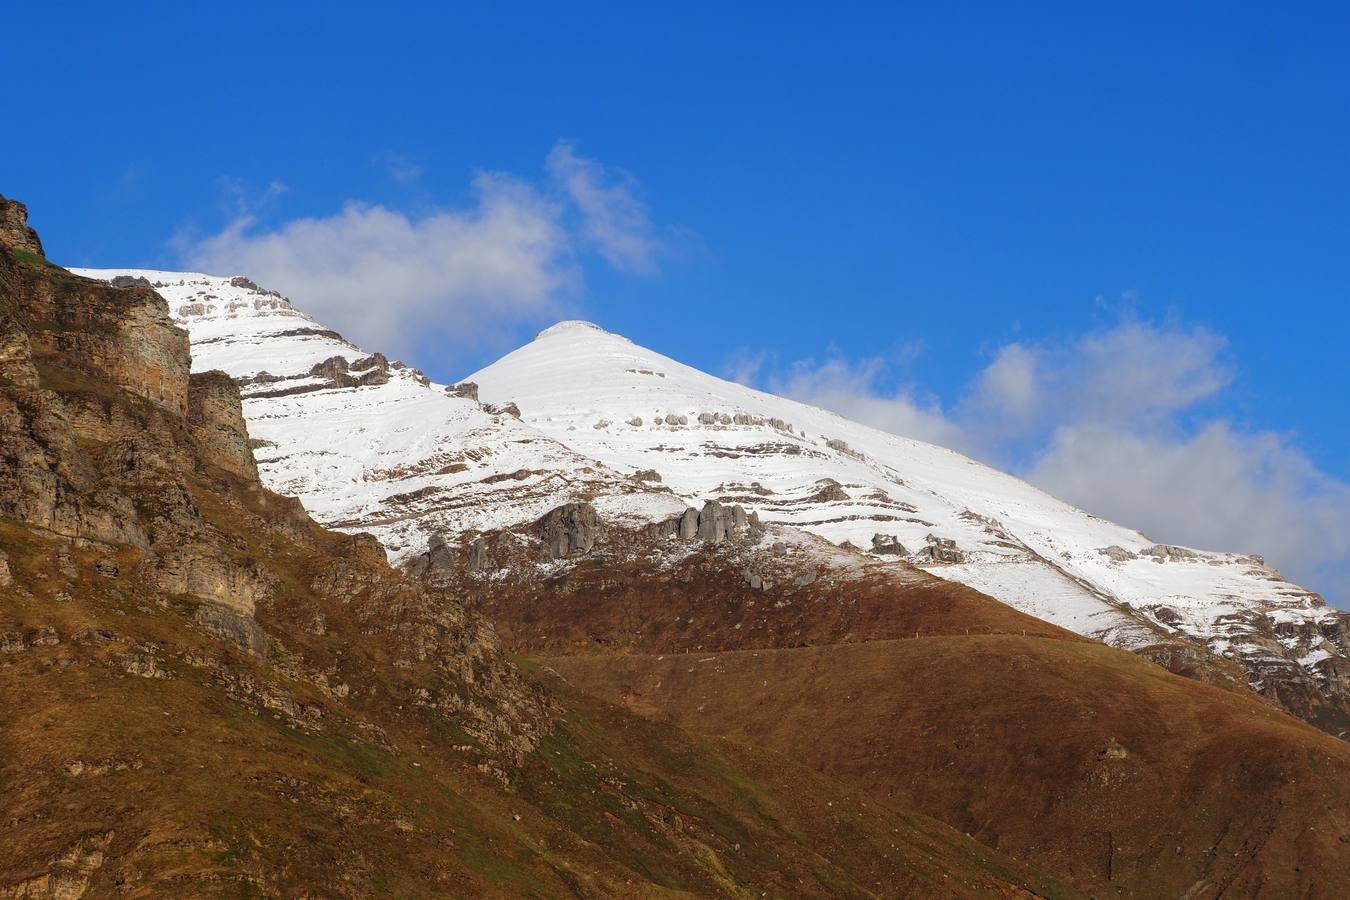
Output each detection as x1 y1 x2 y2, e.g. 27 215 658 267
2 198 1073 897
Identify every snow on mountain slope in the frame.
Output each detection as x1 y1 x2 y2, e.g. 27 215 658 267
67 270 1346 721
70 270 686 557
470 321 1346 692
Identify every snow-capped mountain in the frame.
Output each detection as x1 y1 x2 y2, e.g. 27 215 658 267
69 270 686 559
470 321 1346 702
71 269 1349 724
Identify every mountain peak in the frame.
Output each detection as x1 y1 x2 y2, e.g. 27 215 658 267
533 319 624 342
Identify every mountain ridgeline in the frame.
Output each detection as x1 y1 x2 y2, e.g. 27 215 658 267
72 264 1350 737
2 193 1348 898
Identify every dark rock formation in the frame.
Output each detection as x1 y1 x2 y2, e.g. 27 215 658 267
485 401 521 418
809 479 851 503
920 534 963 563
679 507 700 539
446 381 479 402
307 354 390 389
537 502 599 559
871 533 907 556
109 275 154 289
695 500 757 544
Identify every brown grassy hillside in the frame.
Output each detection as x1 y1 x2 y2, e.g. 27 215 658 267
464 539 1350 898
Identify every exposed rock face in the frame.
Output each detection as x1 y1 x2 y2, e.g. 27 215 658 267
0 194 43 257
484 400 521 418
109 274 153 289
188 370 259 479
809 479 850 503
0 199 551 762
693 500 756 544
920 534 963 563
1 243 189 416
0 314 39 387
871 533 907 556
308 354 390 389
537 502 599 559
446 381 479 402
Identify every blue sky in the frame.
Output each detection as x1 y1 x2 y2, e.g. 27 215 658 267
6 2 1348 602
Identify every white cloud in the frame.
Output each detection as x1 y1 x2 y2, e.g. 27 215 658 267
768 355 973 454
1028 421 1350 596
546 142 657 274
960 321 1233 446
185 172 573 356
182 143 665 358
745 319 1348 603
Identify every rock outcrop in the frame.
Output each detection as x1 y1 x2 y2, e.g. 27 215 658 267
0 197 550 758
646 500 760 545
0 194 43 257
188 370 259 479
446 381 479 402
536 501 599 559
871 533 907 556
920 534 964 563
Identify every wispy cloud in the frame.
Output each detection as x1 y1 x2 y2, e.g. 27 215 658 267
380 150 424 184
546 141 658 274
766 354 973 454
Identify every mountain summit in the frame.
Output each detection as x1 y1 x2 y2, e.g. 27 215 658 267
472 314 1349 726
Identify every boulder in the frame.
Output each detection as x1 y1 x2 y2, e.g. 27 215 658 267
411 532 458 579
695 500 753 544
679 508 700 540
485 401 521 419
696 500 731 542
110 275 154 289
809 479 850 503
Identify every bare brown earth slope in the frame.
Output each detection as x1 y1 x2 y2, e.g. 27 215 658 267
0 195 1075 897
450 531 1350 898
